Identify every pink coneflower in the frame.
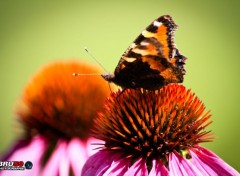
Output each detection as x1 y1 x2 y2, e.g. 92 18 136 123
0 61 110 176
82 84 239 175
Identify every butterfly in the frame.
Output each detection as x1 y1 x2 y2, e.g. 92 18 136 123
101 15 187 90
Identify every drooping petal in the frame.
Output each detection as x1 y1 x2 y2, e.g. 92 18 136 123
169 151 202 176
189 148 220 175
40 139 68 176
0 135 46 176
103 155 131 176
149 159 169 176
0 138 30 161
124 157 148 176
81 151 116 176
86 137 105 156
67 138 88 176
189 146 239 176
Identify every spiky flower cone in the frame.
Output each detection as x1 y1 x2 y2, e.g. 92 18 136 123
94 84 212 160
82 84 239 175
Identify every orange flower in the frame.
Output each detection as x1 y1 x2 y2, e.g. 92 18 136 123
82 84 238 175
0 61 111 176
17 61 110 139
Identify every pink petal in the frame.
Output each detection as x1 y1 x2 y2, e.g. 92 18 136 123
103 155 131 175
149 159 169 176
0 135 46 176
81 151 115 175
190 146 239 176
86 137 104 156
40 139 68 176
124 157 148 176
0 138 30 161
169 151 201 176
59 149 70 176
189 149 219 175
67 138 88 175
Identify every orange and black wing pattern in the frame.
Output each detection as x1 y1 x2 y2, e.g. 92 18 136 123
102 15 187 90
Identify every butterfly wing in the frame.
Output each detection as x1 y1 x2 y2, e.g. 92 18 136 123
102 15 186 90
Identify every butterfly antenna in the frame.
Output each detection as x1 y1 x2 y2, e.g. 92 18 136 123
72 73 101 76
84 47 114 94
84 47 108 73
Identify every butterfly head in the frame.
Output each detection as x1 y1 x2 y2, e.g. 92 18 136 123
101 73 138 89
101 73 115 83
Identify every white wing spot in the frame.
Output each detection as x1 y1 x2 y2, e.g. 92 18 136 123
153 21 162 27
140 41 149 46
124 57 137 62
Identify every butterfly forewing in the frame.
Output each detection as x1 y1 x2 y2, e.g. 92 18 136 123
102 15 187 90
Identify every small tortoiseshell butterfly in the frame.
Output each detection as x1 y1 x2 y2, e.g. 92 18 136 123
102 15 187 90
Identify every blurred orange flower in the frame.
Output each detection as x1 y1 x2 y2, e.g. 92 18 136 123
0 60 110 176
18 61 110 139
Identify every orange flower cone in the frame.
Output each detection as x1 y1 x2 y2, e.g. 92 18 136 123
18 61 110 139
82 85 239 175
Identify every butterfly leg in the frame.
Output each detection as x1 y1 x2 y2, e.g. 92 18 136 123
114 88 128 107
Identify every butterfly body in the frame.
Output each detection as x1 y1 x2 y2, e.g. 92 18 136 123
102 15 186 90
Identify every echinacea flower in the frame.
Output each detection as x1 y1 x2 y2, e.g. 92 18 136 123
0 61 110 176
82 84 239 176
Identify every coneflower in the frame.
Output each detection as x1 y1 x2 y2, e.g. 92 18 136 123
0 61 110 176
82 84 239 175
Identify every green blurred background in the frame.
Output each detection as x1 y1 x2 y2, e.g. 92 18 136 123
0 0 239 171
